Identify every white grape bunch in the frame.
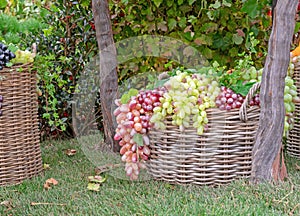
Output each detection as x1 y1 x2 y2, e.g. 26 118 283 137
150 70 220 135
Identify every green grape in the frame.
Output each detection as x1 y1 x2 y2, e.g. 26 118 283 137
151 70 220 135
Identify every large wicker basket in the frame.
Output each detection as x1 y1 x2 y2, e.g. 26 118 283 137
147 83 260 185
287 60 300 158
0 63 42 186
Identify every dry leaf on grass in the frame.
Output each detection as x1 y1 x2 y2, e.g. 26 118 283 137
64 149 77 156
0 200 13 210
43 163 51 170
44 178 58 190
87 183 100 192
87 175 107 192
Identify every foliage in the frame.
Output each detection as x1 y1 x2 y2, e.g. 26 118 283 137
2 0 277 139
0 13 47 44
110 0 272 76
21 0 97 139
0 0 50 19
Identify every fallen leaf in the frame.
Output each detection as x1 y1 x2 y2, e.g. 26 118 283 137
296 163 300 170
46 178 58 185
0 200 13 209
64 149 77 156
88 175 107 184
44 182 51 190
44 178 58 190
43 163 51 170
87 183 100 192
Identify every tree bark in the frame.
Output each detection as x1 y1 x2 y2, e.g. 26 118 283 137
251 0 298 183
92 0 119 152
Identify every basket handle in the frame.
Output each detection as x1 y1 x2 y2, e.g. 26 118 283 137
239 82 261 122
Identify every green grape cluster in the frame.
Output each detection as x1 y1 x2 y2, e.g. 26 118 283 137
10 49 35 64
236 63 298 137
150 70 220 135
284 76 299 136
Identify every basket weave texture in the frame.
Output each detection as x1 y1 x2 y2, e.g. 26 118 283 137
0 63 42 186
147 83 260 185
287 61 300 158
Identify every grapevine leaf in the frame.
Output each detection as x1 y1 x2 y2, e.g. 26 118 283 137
133 133 144 146
120 93 131 104
231 81 256 96
128 88 139 97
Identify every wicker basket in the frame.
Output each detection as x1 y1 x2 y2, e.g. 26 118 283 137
0 63 42 186
287 60 300 158
147 83 261 185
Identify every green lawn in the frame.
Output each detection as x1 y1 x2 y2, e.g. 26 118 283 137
0 137 299 216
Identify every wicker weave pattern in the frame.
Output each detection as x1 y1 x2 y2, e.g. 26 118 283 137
287 61 300 158
147 83 260 185
0 64 42 186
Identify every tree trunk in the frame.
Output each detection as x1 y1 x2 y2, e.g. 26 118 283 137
251 0 298 183
92 0 119 152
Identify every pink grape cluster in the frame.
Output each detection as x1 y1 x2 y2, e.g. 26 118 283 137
215 86 245 111
249 93 260 107
215 86 260 111
113 88 165 180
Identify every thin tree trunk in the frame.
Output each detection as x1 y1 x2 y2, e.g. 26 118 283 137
251 0 297 183
92 0 119 152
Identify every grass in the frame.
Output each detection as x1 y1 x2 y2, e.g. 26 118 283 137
0 137 300 216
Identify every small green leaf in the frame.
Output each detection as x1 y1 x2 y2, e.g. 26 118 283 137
133 133 143 146
120 94 130 104
0 0 8 9
153 0 163 7
232 34 243 45
168 18 177 31
222 0 231 7
241 0 259 18
178 17 186 28
210 0 221 9
5 62 13 67
189 0 196 5
207 11 214 20
128 88 139 97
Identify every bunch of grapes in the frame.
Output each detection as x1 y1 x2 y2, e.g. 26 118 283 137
283 75 299 136
11 49 35 64
151 71 220 135
215 86 260 111
0 43 16 70
215 87 245 111
113 88 164 180
0 95 3 116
